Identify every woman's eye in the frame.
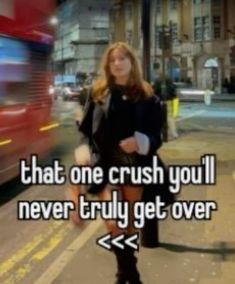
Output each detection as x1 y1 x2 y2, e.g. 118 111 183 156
109 56 126 64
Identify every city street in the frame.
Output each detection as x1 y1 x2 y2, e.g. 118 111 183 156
1 1 235 283
0 99 234 284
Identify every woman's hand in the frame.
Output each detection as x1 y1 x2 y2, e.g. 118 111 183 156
119 137 138 154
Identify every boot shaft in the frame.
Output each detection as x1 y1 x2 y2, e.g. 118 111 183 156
112 247 143 284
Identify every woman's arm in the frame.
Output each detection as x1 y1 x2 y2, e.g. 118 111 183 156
119 95 163 156
136 95 163 156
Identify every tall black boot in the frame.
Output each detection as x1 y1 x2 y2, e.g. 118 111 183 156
114 266 126 284
113 246 143 284
112 247 127 284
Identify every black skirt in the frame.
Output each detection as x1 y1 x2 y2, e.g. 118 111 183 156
86 147 138 194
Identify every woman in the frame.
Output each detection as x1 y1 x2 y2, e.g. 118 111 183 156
76 42 163 284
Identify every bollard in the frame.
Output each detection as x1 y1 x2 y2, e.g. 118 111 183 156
141 218 159 248
140 186 160 248
204 89 211 105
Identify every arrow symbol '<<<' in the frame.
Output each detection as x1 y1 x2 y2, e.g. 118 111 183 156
96 233 139 251
112 234 125 249
96 233 112 250
124 233 139 250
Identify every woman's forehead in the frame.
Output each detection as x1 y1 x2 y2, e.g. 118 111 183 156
109 47 127 57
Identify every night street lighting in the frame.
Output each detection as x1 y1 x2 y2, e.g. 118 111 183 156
49 16 59 26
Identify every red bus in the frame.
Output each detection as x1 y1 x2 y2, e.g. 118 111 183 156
0 0 56 185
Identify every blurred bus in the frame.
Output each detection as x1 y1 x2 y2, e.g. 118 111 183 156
0 0 56 185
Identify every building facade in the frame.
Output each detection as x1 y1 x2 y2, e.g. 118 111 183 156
53 0 111 81
111 0 235 92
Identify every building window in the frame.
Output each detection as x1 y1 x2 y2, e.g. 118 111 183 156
109 32 114 42
194 17 202 41
125 2 132 22
194 17 201 26
193 0 211 3
194 16 210 41
194 0 211 3
126 30 132 45
202 16 210 40
213 16 221 25
204 57 219 68
213 16 221 39
214 27 221 39
170 0 177 10
194 28 202 41
171 23 178 45
155 26 162 48
204 27 210 40
230 54 235 66
155 0 161 14
93 27 109 41
202 16 209 26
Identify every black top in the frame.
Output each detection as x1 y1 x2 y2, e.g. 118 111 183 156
78 85 163 193
79 85 163 165
107 84 136 147
78 85 175 218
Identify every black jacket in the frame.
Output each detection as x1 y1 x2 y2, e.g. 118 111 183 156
78 88 175 247
79 90 163 158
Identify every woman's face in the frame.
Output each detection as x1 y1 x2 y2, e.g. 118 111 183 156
108 48 132 83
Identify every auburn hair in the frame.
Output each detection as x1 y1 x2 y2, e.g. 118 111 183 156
91 41 153 102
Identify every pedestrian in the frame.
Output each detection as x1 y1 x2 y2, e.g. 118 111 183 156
75 41 169 284
166 78 179 139
153 75 179 140
62 83 73 101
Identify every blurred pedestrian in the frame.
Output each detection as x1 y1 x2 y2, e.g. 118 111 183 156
62 83 73 100
153 75 179 140
166 78 179 139
75 41 167 284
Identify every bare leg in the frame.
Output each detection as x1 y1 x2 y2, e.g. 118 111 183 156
121 186 142 235
98 184 142 284
97 184 126 236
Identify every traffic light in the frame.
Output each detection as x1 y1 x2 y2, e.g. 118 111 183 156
159 28 172 50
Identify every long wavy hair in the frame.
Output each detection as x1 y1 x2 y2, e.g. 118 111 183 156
92 42 153 102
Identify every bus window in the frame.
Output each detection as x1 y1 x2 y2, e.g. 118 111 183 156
4 82 29 105
0 36 29 106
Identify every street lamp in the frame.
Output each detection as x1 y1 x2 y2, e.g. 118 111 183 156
49 16 59 26
141 0 151 81
158 22 173 143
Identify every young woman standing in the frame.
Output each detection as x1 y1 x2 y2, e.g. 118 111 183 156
76 42 163 284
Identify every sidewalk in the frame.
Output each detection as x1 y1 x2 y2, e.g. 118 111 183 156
179 93 235 102
38 130 235 284
213 93 235 101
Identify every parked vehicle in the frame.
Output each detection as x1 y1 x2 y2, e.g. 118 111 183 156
62 85 81 101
